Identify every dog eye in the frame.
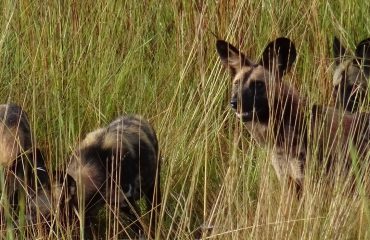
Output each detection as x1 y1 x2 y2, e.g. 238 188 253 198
251 81 265 90
256 81 265 89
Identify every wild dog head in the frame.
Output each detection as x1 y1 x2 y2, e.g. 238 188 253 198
333 37 370 112
65 115 160 238
67 115 159 204
216 38 297 123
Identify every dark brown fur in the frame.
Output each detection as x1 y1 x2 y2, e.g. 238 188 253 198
217 38 370 195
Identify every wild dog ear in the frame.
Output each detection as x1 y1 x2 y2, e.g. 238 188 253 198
355 38 370 59
355 38 370 74
333 36 347 66
65 173 77 199
260 37 296 78
53 171 77 204
216 40 252 77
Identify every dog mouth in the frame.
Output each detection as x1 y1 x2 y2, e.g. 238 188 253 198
230 101 255 122
235 111 253 121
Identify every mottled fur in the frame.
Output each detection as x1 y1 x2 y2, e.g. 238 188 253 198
333 37 370 112
66 115 160 237
217 38 370 195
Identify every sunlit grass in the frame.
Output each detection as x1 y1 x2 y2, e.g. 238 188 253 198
0 0 369 239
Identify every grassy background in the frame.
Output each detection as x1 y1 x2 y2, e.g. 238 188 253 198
0 0 369 239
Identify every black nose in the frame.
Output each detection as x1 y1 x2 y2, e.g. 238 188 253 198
230 100 237 110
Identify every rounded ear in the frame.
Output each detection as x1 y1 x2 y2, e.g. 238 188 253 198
355 38 370 57
355 38 370 75
216 40 252 77
333 36 347 65
54 171 77 203
260 37 296 78
63 173 77 203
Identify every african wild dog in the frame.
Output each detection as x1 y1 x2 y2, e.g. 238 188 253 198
0 103 48 220
333 37 370 112
216 38 370 196
31 115 161 238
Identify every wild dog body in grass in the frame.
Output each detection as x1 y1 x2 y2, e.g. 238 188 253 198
0 104 48 223
333 37 370 112
31 115 161 238
216 38 370 196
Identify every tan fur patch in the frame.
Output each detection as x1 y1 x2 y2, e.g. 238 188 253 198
0 124 23 167
333 60 350 86
0 104 32 167
233 66 253 83
80 128 105 149
67 157 103 198
248 65 270 82
101 131 133 155
333 60 368 87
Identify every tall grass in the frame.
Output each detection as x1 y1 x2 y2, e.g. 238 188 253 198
0 0 369 239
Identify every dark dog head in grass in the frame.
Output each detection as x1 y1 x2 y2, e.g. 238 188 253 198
216 38 297 124
333 37 370 112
